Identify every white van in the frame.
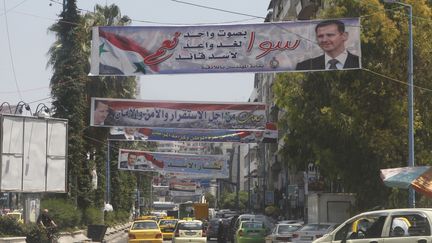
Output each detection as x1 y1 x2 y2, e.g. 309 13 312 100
314 208 432 243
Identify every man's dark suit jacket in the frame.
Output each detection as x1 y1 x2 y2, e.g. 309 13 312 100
119 161 129 168
296 52 360 70
119 161 138 169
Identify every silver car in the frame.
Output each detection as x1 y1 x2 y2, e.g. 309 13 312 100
292 223 338 243
265 223 303 243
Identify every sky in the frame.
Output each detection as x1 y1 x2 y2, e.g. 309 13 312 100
0 0 270 113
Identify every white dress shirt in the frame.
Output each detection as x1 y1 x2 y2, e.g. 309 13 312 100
325 50 348 70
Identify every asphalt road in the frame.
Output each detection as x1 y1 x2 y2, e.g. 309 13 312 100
105 232 221 243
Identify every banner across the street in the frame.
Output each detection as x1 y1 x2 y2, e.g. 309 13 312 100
91 97 266 130
109 122 277 143
90 18 361 75
118 148 229 177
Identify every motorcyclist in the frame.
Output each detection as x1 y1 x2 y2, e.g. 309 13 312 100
217 218 225 243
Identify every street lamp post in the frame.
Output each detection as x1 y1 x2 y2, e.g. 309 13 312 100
248 144 251 213
384 0 415 207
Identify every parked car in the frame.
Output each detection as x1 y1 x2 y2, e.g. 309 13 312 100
172 219 207 243
292 223 338 243
314 208 432 243
157 218 178 240
234 220 267 243
265 223 303 243
126 220 163 243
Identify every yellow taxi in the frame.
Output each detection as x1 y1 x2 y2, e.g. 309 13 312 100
172 219 207 243
126 220 163 243
158 218 179 240
136 215 158 221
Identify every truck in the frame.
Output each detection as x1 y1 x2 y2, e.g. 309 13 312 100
178 202 209 220
307 192 356 224
193 203 209 221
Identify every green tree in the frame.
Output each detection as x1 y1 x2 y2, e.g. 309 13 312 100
48 2 152 218
273 0 432 210
48 0 91 209
219 191 248 211
80 3 138 213
205 192 216 208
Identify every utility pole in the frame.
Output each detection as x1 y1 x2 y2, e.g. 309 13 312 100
383 0 415 208
262 144 266 211
106 140 111 203
235 145 240 211
248 144 251 213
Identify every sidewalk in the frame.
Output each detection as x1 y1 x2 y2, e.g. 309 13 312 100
58 222 131 243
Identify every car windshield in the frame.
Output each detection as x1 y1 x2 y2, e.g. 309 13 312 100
278 225 301 233
179 222 202 230
300 224 332 231
132 221 158 230
210 219 221 226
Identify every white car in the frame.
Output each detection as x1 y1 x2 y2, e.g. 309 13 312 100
313 208 432 243
265 223 303 243
172 219 207 243
292 223 338 243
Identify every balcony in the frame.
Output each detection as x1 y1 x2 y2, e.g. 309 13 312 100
297 0 321 20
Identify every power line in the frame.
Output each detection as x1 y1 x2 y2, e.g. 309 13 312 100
47 0 262 26
3 0 23 100
3 1 432 102
170 0 265 19
0 0 29 16
363 68 432 92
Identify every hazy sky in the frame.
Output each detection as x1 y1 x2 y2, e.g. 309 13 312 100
0 0 270 112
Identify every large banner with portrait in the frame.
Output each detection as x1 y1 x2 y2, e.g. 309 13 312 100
90 18 361 75
118 149 229 178
109 122 277 143
91 97 266 130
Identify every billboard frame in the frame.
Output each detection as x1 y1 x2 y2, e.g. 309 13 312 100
0 114 68 193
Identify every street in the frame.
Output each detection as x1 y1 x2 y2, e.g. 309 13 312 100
104 232 222 243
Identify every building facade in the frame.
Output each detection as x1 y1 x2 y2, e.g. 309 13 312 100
248 0 325 218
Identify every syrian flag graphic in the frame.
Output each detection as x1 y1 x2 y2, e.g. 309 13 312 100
98 30 159 75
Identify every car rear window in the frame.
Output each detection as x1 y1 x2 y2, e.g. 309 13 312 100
159 220 177 226
278 225 302 233
300 224 332 231
210 220 222 227
132 221 158 230
243 222 264 228
178 222 203 230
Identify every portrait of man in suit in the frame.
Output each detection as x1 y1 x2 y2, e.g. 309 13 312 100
119 152 137 170
110 127 144 141
93 100 110 125
296 19 360 71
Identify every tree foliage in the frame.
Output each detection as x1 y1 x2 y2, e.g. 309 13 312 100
219 191 248 211
48 0 90 209
48 2 150 215
273 0 432 210
205 191 216 208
